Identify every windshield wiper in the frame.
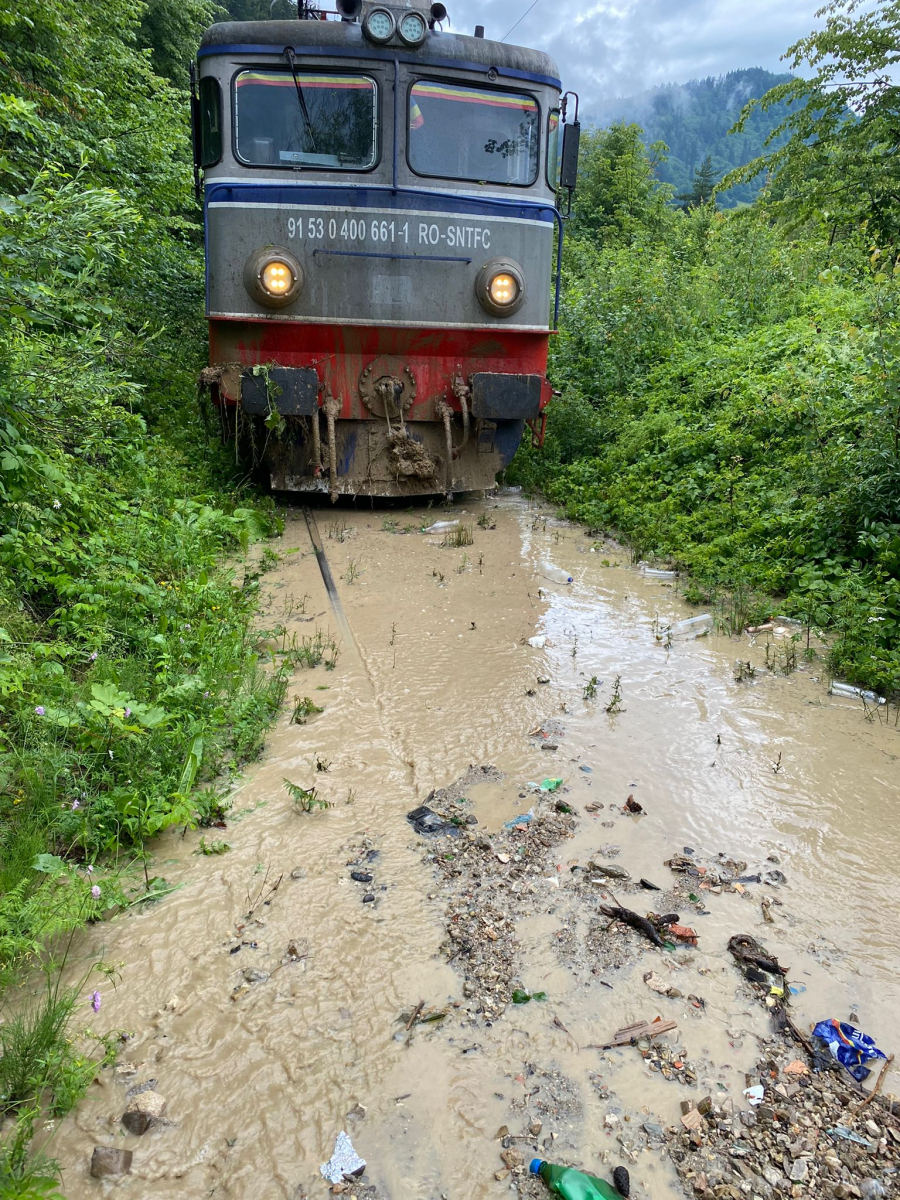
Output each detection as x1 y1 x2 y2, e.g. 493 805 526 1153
284 47 318 154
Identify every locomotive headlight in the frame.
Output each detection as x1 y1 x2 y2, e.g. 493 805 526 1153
489 273 518 305
363 7 395 42
475 257 526 317
262 260 293 295
397 10 428 45
243 246 304 309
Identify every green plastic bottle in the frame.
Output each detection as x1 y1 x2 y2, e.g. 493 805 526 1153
529 1159 622 1200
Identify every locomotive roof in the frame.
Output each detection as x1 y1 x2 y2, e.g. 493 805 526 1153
198 20 561 86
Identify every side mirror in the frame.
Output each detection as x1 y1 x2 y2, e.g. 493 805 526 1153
560 120 580 193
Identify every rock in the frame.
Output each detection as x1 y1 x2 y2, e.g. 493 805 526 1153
290 867 304 879
90 1147 133 1177
605 1113 620 1128
242 968 269 984
762 1167 783 1189
529 1120 543 1136
501 1148 524 1168
588 862 630 880
121 1090 167 1135
363 893 375 903
541 742 559 751
864 1120 880 1139
788 1160 808 1183
859 1182 885 1200
350 870 373 882
643 1120 665 1141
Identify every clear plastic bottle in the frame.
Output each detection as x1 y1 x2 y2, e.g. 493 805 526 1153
540 562 573 584
530 1160 623 1200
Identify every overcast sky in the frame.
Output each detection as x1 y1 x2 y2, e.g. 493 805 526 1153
445 0 824 107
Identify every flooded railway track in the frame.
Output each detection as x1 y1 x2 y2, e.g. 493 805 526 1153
51 494 900 1199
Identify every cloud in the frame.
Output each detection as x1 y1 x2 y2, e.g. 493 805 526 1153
443 0 824 106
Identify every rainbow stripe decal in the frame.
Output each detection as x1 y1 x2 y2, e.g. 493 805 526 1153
410 82 537 113
236 71 373 90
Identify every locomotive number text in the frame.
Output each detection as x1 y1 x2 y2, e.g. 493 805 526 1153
286 213 492 251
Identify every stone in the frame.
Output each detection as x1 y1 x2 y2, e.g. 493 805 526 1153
242 968 269 984
762 1167 783 1189
859 1182 885 1200
864 1120 880 1139
121 1090 167 1135
788 1160 808 1184
90 1147 133 1177
604 1113 620 1128
588 862 630 880
528 1120 543 1136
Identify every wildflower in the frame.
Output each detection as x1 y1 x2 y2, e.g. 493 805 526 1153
52 499 61 510
90 651 98 661
124 707 131 718
71 800 80 810
91 884 101 900
90 990 101 1014
203 691 210 698
86 865 93 873
34 705 45 716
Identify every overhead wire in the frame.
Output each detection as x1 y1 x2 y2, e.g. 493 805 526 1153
501 0 541 42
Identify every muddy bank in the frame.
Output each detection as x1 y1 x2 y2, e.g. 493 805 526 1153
49 494 900 1199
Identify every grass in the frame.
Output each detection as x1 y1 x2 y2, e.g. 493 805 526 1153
281 630 340 670
442 524 474 548
290 695 324 724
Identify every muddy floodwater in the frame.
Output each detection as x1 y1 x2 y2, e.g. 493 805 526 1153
52 493 900 1199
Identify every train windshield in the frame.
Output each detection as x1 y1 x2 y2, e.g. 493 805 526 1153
408 81 539 185
234 71 377 169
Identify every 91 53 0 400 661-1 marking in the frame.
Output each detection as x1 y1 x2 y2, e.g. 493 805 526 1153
285 214 492 250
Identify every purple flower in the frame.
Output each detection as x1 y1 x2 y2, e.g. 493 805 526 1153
34 706 45 716
91 885 101 900
89 651 98 661
71 800 80 810
90 990 101 1014
124 707 131 718
86 864 93 874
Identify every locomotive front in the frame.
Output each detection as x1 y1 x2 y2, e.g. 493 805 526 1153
194 5 566 497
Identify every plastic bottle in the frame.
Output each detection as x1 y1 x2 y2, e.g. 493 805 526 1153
672 613 713 638
540 562 573 584
530 1160 622 1200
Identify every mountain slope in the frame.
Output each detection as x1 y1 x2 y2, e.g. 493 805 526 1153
589 68 796 206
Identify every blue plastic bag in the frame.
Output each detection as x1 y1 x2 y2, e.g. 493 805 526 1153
812 1019 887 1082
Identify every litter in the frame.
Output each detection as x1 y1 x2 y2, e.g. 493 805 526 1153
672 614 714 638
788 983 806 995
539 778 563 792
641 566 677 580
406 805 460 837
829 681 886 705
528 635 547 648
504 810 534 828
743 1085 765 1106
540 562 574 585
812 1019 888 1082
589 1017 678 1051
665 923 699 945
623 795 643 814
424 519 459 533
320 1131 365 1184
784 1060 809 1076
826 1125 877 1148
644 971 680 998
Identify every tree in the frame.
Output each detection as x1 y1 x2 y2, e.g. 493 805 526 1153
677 154 718 209
571 122 673 245
726 0 900 243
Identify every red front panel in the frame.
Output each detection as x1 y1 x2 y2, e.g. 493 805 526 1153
209 319 552 419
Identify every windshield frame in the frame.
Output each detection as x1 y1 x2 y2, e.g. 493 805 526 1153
405 76 542 188
231 65 381 173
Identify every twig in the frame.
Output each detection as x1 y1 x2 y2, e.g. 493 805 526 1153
405 1000 425 1031
852 1054 894 1114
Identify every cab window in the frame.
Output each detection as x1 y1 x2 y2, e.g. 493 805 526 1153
234 70 377 170
547 109 560 189
408 80 539 185
199 77 222 168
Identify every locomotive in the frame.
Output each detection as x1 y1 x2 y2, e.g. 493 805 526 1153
192 2 578 498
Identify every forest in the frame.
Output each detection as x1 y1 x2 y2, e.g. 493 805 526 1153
0 0 899 1190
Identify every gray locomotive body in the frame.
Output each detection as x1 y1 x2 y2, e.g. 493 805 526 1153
196 8 566 497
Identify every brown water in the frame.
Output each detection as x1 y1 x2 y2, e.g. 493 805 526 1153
50 494 900 1198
